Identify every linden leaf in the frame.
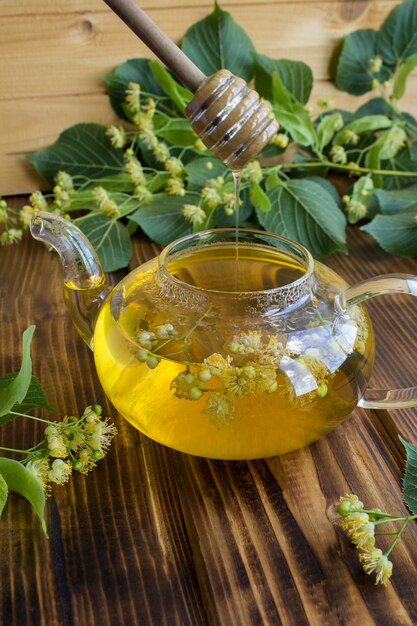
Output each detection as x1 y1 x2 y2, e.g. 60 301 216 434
181 3 255 81
336 29 392 95
0 374 56 427
368 185 417 216
129 194 194 245
399 435 417 515
0 326 35 419
0 458 47 536
271 73 316 147
253 54 313 104
361 205 417 257
27 124 125 184
378 0 417 68
75 213 132 272
259 178 347 258
0 473 8 518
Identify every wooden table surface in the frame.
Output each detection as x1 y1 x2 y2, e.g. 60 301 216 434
1 199 417 626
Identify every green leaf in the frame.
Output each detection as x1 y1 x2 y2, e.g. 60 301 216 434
252 54 313 104
369 185 417 215
105 58 167 120
27 124 125 184
0 374 56 427
392 53 417 100
149 60 192 113
0 473 8 518
75 214 132 271
258 178 347 258
153 115 197 147
271 73 316 147
307 176 341 206
0 327 35 419
355 98 391 116
335 29 391 95
129 194 193 245
181 3 255 81
361 204 417 256
399 435 417 515
381 143 417 190
249 181 271 213
316 113 343 152
378 0 417 68
185 158 228 190
0 458 47 536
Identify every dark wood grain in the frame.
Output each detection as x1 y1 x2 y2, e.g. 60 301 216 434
1 204 417 625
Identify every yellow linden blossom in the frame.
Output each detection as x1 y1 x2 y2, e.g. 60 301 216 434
20 205 35 227
106 126 126 149
125 81 141 113
260 335 284 366
44 425 68 458
359 549 393 586
26 459 50 490
204 353 233 375
166 177 185 196
348 304 369 355
48 459 72 484
165 157 184 177
228 330 263 355
181 204 206 226
204 394 235 423
29 190 48 211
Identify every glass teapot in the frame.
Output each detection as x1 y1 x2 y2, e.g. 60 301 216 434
31 212 417 459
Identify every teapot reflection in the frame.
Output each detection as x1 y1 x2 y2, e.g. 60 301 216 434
31 213 417 459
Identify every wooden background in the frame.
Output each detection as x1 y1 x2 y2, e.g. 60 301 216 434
1 0 416 195
1 201 417 624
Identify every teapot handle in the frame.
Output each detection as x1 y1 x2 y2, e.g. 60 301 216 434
335 273 417 409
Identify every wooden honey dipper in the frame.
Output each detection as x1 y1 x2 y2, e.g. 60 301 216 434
102 0 279 170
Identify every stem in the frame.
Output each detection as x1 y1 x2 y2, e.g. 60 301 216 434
385 518 410 558
373 516 410 525
279 160 417 177
0 446 31 454
9 410 53 425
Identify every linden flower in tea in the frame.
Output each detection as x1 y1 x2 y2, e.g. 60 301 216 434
126 310 368 428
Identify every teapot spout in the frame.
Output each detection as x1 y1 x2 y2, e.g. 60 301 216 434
30 211 110 348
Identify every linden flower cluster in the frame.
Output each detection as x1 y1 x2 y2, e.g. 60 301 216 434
0 198 23 246
335 493 412 586
17 171 75 230
133 321 335 423
25 405 117 492
1 175 75 246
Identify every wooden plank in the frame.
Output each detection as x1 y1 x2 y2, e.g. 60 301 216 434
0 94 117 195
0 0 404 18
1 204 417 624
0 2 410 101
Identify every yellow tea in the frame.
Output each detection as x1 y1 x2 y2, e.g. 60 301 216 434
92 242 373 459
